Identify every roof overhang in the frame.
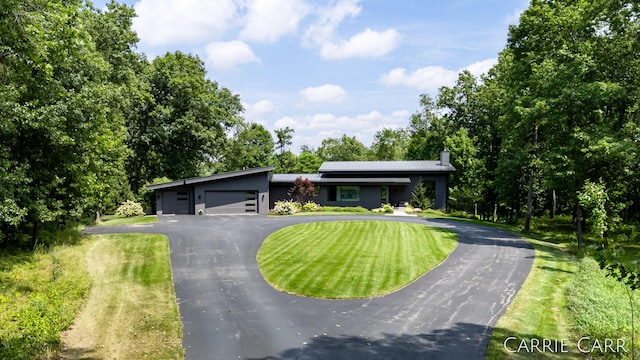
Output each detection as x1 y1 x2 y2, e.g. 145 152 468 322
146 166 275 191
269 174 411 185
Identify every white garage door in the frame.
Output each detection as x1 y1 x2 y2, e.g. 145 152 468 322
205 191 257 214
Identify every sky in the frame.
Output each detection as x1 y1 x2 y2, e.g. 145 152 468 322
93 0 529 153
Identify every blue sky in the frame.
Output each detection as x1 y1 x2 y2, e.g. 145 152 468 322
93 0 528 152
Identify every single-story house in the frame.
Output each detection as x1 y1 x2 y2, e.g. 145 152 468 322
147 149 455 215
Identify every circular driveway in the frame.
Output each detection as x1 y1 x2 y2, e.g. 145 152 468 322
87 215 533 360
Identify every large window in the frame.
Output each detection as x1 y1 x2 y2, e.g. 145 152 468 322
338 186 360 201
327 186 361 201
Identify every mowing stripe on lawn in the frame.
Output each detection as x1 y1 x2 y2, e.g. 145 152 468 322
257 220 457 299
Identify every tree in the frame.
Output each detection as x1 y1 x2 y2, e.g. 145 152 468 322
371 128 409 160
495 0 639 236
226 123 275 170
295 150 323 173
444 128 485 212
274 127 295 172
128 51 243 184
288 177 317 203
0 0 132 244
406 94 447 161
317 135 371 161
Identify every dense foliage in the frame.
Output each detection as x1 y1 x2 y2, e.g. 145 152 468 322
0 1 241 246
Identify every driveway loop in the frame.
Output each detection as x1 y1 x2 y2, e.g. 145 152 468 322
85 215 533 360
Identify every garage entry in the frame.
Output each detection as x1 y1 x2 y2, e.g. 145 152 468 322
205 191 257 214
163 190 192 215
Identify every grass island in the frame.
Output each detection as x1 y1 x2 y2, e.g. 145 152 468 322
257 220 457 299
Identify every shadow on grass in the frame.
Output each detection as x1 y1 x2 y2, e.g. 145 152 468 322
248 322 567 360
59 345 101 360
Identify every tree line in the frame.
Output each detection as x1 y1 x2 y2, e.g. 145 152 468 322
1 0 639 250
0 0 410 245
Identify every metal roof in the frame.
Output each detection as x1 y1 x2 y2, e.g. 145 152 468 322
270 174 411 185
146 166 275 191
269 174 323 183
318 160 456 173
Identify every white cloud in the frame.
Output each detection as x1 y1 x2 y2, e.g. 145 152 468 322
274 109 411 151
380 66 457 92
379 58 498 91
302 1 398 59
299 84 347 103
320 28 400 60
302 0 362 48
464 58 498 77
274 116 298 128
205 41 260 72
133 0 238 46
243 100 276 123
506 3 528 25
246 100 276 114
240 0 310 43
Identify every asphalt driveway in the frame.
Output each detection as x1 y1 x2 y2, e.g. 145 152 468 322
86 215 533 360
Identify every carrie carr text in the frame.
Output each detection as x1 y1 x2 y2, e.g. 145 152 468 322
503 337 628 354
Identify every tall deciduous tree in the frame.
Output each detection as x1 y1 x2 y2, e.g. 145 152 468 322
274 127 296 172
495 0 639 237
317 135 371 161
128 51 243 185
226 123 275 170
0 0 131 244
294 150 323 173
371 128 408 160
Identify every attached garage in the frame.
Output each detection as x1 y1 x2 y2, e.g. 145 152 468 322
205 191 257 215
147 167 273 216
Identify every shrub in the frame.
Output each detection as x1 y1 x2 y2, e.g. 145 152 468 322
115 200 145 217
302 201 320 212
273 200 298 215
373 204 394 214
288 177 317 204
316 206 370 213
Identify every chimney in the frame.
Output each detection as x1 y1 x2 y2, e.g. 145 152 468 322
440 147 450 166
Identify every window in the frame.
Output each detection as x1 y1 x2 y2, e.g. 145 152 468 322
338 186 360 201
177 191 189 201
328 186 361 202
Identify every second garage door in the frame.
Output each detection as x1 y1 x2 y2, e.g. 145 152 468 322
205 191 257 214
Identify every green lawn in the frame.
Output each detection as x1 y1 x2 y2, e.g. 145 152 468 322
257 220 457 299
96 214 158 226
485 237 580 359
61 233 183 359
0 231 183 360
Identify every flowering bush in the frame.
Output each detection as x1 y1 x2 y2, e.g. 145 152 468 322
115 200 145 217
302 201 320 212
373 204 394 213
273 200 298 215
